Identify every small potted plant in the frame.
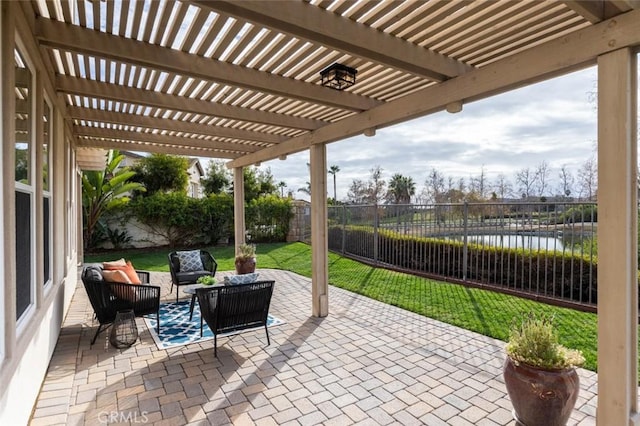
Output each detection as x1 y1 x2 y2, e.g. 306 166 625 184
235 243 257 274
503 313 584 426
196 275 216 286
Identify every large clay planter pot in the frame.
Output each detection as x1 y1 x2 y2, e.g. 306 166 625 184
235 257 256 274
503 357 580 426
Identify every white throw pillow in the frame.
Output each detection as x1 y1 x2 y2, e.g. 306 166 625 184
177 250 204 272
224 273 259 285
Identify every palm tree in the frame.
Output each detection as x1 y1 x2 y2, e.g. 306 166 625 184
278 181 287 197
82 150 145 250
297 181 311 196
328 165 340 202
387 174 416 204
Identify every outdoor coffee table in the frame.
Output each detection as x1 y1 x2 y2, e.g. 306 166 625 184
182 283 223 320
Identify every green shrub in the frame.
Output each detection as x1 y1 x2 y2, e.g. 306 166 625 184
129 192 205 247
246 195 293 242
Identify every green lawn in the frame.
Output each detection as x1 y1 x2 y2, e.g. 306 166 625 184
85 241 599 372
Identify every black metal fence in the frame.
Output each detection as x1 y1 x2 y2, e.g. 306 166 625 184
328 202 599 311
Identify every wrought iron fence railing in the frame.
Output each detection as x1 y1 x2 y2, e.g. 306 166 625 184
327 202 599 311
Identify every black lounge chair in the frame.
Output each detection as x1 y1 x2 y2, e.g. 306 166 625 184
196 280 275 357
168 250 218 302
81 265 161 345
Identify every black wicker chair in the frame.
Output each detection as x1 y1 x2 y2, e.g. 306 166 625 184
81 265 161 345
196 280 275 357
168 250 218 302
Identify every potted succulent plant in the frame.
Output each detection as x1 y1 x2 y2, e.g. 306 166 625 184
196 275 216 286
503 313 584 426
235 243 257 274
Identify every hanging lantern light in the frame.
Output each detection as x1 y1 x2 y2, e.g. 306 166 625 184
320 63 357 90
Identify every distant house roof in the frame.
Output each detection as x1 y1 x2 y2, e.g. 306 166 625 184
188 158 205 176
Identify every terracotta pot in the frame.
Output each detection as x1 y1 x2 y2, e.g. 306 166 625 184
235 257 256 274
503 357 580 426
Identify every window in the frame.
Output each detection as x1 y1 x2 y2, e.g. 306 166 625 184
14 46 34 320
43 100 52 286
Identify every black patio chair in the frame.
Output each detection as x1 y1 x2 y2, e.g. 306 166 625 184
196 280 275 357
81 265 161 345
168 249 218 302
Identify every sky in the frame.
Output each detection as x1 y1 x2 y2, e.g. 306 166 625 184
208 60 638 202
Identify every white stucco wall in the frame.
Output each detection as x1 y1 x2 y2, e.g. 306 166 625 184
0 275 74 425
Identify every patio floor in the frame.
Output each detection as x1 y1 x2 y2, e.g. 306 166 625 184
30 269 597 425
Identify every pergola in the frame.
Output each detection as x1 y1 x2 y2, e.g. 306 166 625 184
2 0 639 423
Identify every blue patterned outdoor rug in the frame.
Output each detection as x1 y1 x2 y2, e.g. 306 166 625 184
144 300 285 350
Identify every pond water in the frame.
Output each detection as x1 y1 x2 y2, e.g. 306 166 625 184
456 234 566 251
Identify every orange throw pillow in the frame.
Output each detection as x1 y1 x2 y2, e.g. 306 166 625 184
102 269 131 284
104 260 142 285
103 258 127 269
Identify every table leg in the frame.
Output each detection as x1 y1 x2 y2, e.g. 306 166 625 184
189 295 196 321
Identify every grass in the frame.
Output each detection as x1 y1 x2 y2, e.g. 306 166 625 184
85 241 599 372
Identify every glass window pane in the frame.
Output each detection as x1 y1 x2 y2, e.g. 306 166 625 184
15 48 31 185
16 191 32 318
43 102 50 191
44 197 51 285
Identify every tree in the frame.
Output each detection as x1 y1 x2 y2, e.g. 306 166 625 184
347 179 368 204
240 166 277 201
423 168 445 203
328 165 340 202
493 174 512 200
202 160 231 195
515 167 539 199
131 153 189 195
470 165 488 199
278 181 287 197
82 150 145 250
386 174 415 204
297 181 311 196
577 156 597 200
535 160 551 197
367 165 386 204
558 164 575 199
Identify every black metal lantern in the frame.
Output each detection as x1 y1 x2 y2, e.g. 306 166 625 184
109 309 138 348
320 63 357 90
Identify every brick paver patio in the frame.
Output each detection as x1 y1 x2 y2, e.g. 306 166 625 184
30 269 597 425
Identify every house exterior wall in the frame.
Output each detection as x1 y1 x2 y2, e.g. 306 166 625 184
0 3 79 424
187 159 204 198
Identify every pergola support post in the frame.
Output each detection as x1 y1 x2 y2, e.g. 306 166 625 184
596 47 639 426
310 144 328 317
233 167 245 251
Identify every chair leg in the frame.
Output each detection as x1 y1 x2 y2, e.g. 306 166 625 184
156 311 160 334
91 324 104 345
265 325 270 346
214 334 217 358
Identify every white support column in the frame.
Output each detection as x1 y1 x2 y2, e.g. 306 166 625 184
596 48 639 425
233 167 245 252
310 144 328 317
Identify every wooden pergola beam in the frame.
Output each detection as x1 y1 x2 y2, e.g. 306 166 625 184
77 137 240 159
74 126 257 154
67 107 285 145
36 17 380 113
56 75 324 130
